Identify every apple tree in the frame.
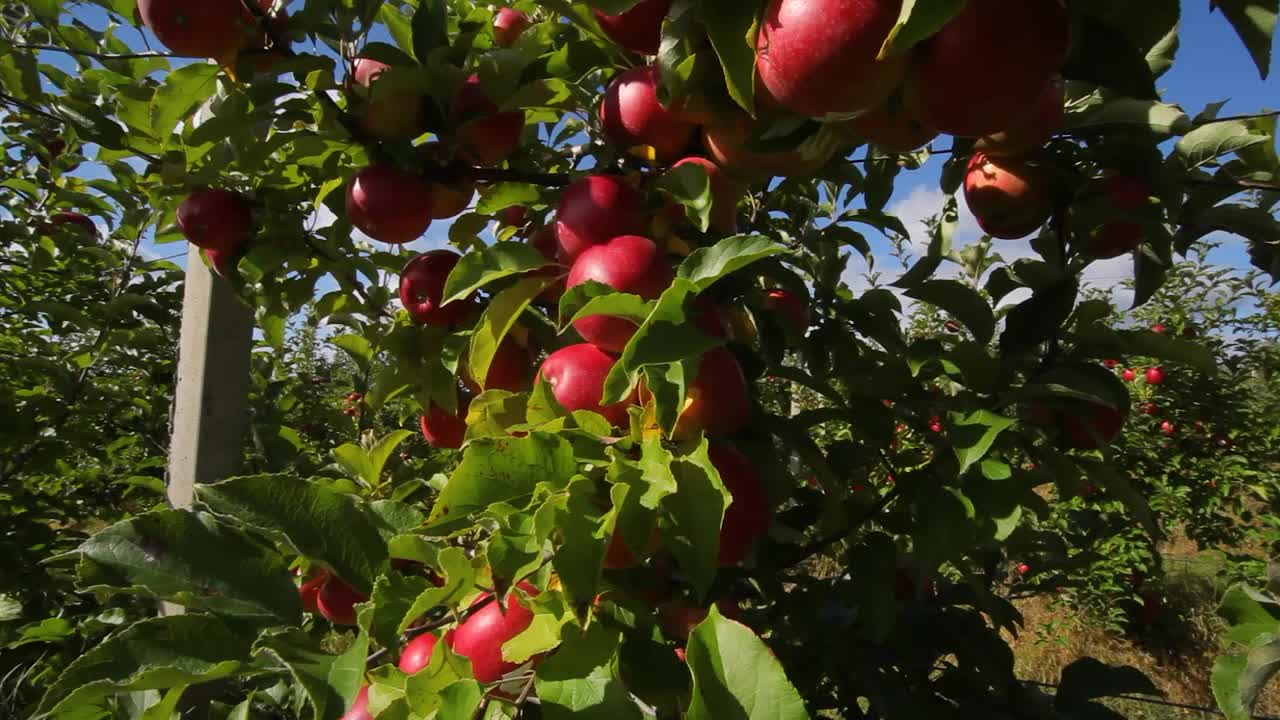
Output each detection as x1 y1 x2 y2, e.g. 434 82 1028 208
2 0 1279 718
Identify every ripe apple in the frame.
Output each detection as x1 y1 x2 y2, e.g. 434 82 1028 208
835 100 939 153
555 175 646 263
537 344 637 428
603 525 662 569
347 162 434 244
454 75 524 166
709 442 770 566
137 0 268 60
398 632 441 674
317 575 368 626
755 0 906 117
1016 563 1031 576
399 250 474 327
1121 369 1137 382
420 397 469 450
764 288 810 335
1159 420 1176 437
339 686 372 720
1026 400 1126 450
658 599 740 640
1145 367 1166 386
451 583 542 684
974 78 1065 156
593 0 671 55
1078 220 1143 259
178 189 253 253
1104 175 1150 212
701 112 841 181
1103 359 1121 369
667 347 750 440
566 235 674 353
1140 402 1160 416
599 65 696 163
912 0 1071 137
1151 322 1167 335
669 156 743 234
692 295 729 339
963 152 1053 240
48 211 97 240
419 143 475 219
351 57 427 141
493 8 532 47
298 570 328 614
467 336 533 392
502 205 529 230
239 1 290 74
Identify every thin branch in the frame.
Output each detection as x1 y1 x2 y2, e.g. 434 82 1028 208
0 91 64 125
1196 109 1280 125
10 42 183 61
303 236 391 320
1186 176 1280 192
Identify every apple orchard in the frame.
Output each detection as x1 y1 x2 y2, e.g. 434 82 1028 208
3 0 1280 719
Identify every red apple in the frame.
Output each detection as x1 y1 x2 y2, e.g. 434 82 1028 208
599 65 696 163
593 0 671 55
1103 359 1121 369
1145 367 1166 386
668 347 750 440
566 235 673 353
467 336 533 392
398 632 441 674
669 156 743 234
1121 368 1137 382
493 8 532 47
351 57 427 141
298 570 328 614
755 0 906 117
603 525 662 569
836 100 939 153
454 75 524 166
912 0 1071 137
347 162 433 245
1140 402 1160 416
178 189 253 253
1078 221 1143 259
537 344 637 428
709 442 769 566
1160 420 1176 437
963 152 1053 240
451 584 541 684
317 575 368 626
701 113 841 181
764 288 810 335
555 175 646 264
1151 322 1167 335
501 205 529 230
657 599 740 640
419 143 475 219
1104 175 1150 212
420 397 469 450
202 248 238 277
692 295 729 339
137 0 266 60
1026 400 1126 450
339 686 372 720
399 250 473 327
1016 563 1031 576
974 78 1065 156
48 211 98 240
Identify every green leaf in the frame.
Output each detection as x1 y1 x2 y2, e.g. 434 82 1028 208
151 63 221 143
1082 460 1160 540
661 442 731 599
476 183 542 215
72 510 300 622
1000 279 1079 355
602 279 721 404
877 0 966 58
197 475 389 593
1055 658 1161 709
443 242 551 304
1175 120 1271 169
331 334 375 373
334 430 413 488
543 479 608 607
469 275 552 390
657 161 713 231
427 434 577 532
913 486 977 567
905 280 996 345
946 410 1015 474
677 235 788 291
412 0 449 61
1218 584 1280 646
698 0 762 112
32 615 253 719
1213 633 1280 720
685 606 809 720
1073 326 1217 376
535 623 643 720
1066 98 1192 136
255 627 367 720
1212 0 1278 80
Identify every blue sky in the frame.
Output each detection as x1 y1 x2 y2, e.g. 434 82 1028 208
42 2 1279 307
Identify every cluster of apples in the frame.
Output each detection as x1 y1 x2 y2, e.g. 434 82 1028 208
136 0 286 66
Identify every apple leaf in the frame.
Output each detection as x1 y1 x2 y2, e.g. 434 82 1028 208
442 242 551 304
476 183 542 215
332 429 413 489
657 161 712 231
677 235 788 291
535 623 643 720
1211 0 1278 80
368 570 436 652
255 627 368 720
32 615 254 720
1218 584 1280 646
399 547 477 634
568 292 652 329
196 474 389 594
698 0 761 113
685 606 809 720
426 433 577 532
1065 98 1191 137
150 62 220 144
602 279 721 404
1082 460 1161 540
946 410 1015 474
912 486 977 568
1175 120 1272 169
411 0 448 62
542 478 608 607
71 509 300 622
1072 326 1217 376
878 0 966 59
465 389 530 440
469 275 554 390
400 643 480 714
905 280 996 345
661 441 731 599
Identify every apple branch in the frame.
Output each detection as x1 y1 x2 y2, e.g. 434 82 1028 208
9 42 185 61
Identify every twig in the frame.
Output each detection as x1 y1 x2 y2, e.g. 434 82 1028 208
0 91 64 125
9 42 183 61
1186 177 1280 192
303 236 391 319
1196 109 1280 125
512 672 537 714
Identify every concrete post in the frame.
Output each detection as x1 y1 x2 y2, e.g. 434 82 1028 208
166 244 254 509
